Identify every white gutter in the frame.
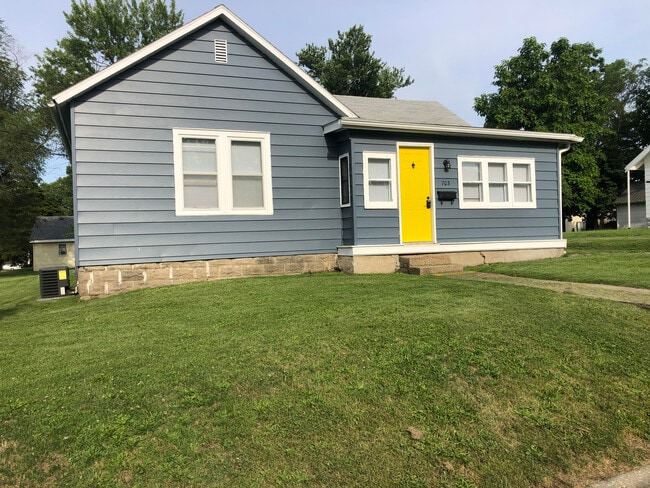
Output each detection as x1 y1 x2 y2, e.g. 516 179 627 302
324 118 583 144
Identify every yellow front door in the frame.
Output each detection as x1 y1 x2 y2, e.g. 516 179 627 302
399 146 433 243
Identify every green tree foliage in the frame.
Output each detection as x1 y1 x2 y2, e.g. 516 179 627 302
40 165 73 216
474 37 611 221
0 20 49 265
297 25 413 98
629 62 650 148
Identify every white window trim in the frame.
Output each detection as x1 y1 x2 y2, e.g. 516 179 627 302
339 153 351 208
173 128 273 216
362 151 397 209
457 155 536 209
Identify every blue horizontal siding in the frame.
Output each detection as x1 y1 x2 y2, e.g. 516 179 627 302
72 19 342 267
347 132 562 245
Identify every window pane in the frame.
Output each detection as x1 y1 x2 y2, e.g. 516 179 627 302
233 176 264 208
463 183 482 202
184 174 218 208
514 183 532 202
231 141 262 174
369 181 391 202
513 164 531 182
489 183 508 202
183 138 216 172
488 162 506 182
368 158 390 179
340 156 350 206
462 162 481 181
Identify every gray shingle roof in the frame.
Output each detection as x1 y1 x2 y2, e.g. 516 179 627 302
335 95 471 127
30 216 74 242
615 182 646 205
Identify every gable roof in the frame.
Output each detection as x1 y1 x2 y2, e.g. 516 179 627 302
49 4 357 155
335 95 471 127
49 4 583 151
625 145 650 172
30 216 74 243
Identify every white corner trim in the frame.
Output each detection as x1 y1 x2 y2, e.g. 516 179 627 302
324 118 583 144
51 5 356 118
337 240 567 256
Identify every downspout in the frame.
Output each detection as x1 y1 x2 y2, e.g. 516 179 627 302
627 169 631 229
48 100 73 160
558 144 571 235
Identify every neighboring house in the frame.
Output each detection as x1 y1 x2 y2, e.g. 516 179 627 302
30 216 75 271
620 146 650 228
616 182 646 229
49 5 582 298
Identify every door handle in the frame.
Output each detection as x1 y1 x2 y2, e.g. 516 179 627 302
426 196 431 209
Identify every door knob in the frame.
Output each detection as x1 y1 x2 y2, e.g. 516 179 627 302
426 196 431 209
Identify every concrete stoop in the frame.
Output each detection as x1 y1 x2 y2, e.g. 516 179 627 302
399 254 465 275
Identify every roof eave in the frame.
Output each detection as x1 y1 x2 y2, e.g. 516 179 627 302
50 5 356 118
324 118 583 144
625 145 650 172
30 238 75 244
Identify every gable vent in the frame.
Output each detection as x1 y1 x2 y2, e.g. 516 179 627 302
214 39 228 63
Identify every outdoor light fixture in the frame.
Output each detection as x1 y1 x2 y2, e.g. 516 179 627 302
443 159 451 172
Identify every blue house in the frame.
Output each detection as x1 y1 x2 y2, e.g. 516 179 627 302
50 5 582 298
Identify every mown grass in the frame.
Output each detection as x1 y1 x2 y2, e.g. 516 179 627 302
1 269 649 487
472 228 650 288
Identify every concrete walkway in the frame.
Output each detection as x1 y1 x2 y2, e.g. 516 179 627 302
586 464 650 488
452 272 650 308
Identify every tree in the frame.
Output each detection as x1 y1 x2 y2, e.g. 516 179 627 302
0 20 48 265
40 165 73 216
297 25 413 98
474 37 611 223
629 62 650 148
32 0 183 155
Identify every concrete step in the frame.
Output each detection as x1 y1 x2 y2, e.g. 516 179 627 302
400 253 454 267
407 264 465 275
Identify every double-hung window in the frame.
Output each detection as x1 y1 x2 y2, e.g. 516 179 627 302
339 153 351 207
458 156 536 209
173 129 273 215
362 151 397 209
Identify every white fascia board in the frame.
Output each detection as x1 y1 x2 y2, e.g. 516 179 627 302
30 239 75 244
51 5 356 118
324 118 583 144
625 145 650 172
337 240 567 256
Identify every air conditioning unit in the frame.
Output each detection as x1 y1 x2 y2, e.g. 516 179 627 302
39 267 71 300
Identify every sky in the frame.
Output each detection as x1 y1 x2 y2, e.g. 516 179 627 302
3 0 650 182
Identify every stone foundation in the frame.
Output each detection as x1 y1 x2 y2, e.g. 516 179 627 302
337 255 400 274
78 254 337 299
77 248 565 299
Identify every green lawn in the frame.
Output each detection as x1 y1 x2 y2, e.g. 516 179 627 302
472 228 650 289
1 268 649 487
